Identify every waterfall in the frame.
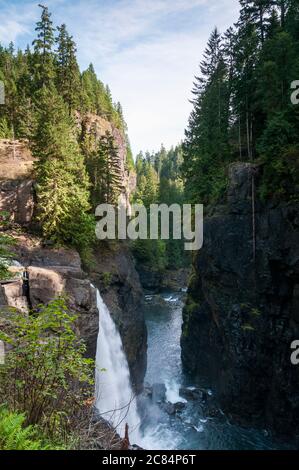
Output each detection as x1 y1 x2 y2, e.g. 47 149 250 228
94 288 141 441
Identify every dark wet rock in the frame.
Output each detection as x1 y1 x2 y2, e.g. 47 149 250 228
179 387 207 402
1 235 99 359
174 402 186 413
161 401 186 416
136 265 163 292
181 162 299 439
162 402 176 415
136 265 190 293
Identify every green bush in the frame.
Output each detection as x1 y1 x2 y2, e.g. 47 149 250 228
0 298 94 442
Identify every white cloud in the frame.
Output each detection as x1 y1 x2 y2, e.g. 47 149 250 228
68 0 240 154
0 0 35 44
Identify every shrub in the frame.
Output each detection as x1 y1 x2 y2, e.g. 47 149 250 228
0 298 94 442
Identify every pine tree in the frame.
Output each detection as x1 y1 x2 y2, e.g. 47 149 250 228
32 4 55 88
183 28 231 204
239 1 274 44
56 24 81 113
84 131 122 206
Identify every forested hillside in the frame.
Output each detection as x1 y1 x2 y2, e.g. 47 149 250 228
0 4 134 250
183 0 299 205
133 145 188 272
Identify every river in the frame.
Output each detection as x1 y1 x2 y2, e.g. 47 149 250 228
139 291 292 450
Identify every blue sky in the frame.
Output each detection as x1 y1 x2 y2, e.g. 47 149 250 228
0 0 240 155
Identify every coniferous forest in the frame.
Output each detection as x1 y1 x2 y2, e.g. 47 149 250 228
0 4 131 251
0 0 299 458
183 0 299 205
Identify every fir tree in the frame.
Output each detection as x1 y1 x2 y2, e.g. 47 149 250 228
56 24 81 113
32 4 55 88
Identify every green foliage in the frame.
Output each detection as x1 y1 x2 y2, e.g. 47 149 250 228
257 112 299 200
0 117 13 138
0 5 130 252
183 0 299 205
133 238 167 271
133 145 189 271
134 157 159 208
32 86 95 249
126 138 135 172
55 24 81 114
0 407 65 450
0 298 94 442
101 271 113 289
251 307 261 317
184 300 200 318
183 27 231 205
83 130 122 207
182 301 200 338
241 323 255 332
32 4 56 88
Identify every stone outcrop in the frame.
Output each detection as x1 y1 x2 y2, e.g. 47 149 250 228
0 235 99 359
0 139 35 225
181 162 299 439
136 265 190 293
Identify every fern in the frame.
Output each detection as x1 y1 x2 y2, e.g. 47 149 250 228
0 407 57 450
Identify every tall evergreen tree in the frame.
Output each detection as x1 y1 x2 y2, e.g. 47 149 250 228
183 0 299 206
183 28 231 203
32 4 55 88
84 131 122 206
56 24 81 113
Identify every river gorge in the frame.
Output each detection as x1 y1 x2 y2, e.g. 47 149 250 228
95 282 295 450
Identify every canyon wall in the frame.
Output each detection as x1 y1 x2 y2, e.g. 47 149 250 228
181 162 299 438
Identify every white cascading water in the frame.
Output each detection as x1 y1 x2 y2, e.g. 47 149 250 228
94 288 141 442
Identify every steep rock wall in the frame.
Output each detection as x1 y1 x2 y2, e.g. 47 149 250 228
181 163 299 438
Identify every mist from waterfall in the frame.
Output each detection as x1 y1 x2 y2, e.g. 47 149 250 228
94 288 141 441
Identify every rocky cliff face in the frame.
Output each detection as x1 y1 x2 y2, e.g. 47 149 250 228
75 112 136 211
0 139 35 226
0 112 136 224
0 235 99 358
181 163 299 438
0 234 147 392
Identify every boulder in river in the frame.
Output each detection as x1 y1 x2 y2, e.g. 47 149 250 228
179 386 208 402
